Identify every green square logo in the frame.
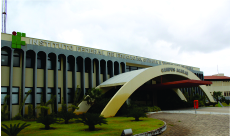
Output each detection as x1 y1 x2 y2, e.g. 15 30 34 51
11 31 26 49
12 44 17 48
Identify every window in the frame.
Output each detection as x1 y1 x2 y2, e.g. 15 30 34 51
1 49 9 66
36 88 43 104
67 88 73 103
67 59 73 71
13 51 20 67
58 57 61 70
25 88 33 104
58 88 61 104
47 88 54 101
48 56 55 70
1 87 8 105
12 87 19 105
37 54 45 69
26 53 34 68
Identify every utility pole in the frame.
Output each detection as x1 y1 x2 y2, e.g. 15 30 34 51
2 0 7 33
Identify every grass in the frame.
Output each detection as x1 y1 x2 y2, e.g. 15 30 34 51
1 117 164 136
206 102 230 107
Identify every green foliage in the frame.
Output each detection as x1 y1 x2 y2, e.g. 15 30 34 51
76 113 108 131
14 90 32 120
212 91 223 103
1 123 31 136
57 97 77 124
145 106 161 112
23 104 34 120
84 88 103 106
36 114 57 130
220 96 226 103
70 86 82 112
225 99 230 105
88 97 111 114
36 92 56 117
127 107 147 121
1 95 9 121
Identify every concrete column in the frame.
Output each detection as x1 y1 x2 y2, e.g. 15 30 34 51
21 50 26 118
110 61 114 77
33 52 37 117
96 60 100 86
63 57 68 107
103 61 107 81
81 58 86 95
72 57 76 103
117 62 120 75
9 49 14 120
44 53 48 104
54 55 58 113
89 59 93 88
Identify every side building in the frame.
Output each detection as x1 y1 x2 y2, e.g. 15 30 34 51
204 74 230 100
1 32 209 119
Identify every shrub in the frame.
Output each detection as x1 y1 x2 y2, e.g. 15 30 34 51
84 88 103 106
1 123 31 136
57 97 77 124
127 107 147 121
225 99 230 105
1 95 9 121
36 114 57 129
76 113 108 131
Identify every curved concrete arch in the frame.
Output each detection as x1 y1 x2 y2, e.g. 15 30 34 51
100 65 214 117
74 65 214 117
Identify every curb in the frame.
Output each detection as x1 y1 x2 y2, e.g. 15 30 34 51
133 121 167 136
147 111 230 115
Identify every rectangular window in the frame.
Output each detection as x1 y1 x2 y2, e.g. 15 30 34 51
36 88 43 104
25 88 33 104
47 88 54 101
58 88 61 104
1 50 9 66
58 57 61 70
67 88 73 103
12 87 19 105
1 87 8 105
13 51 20 67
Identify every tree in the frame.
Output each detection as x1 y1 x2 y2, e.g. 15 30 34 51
68 86 82 112
76 113 107 131
212 91 223 103
13 89 32 120
1 95 10 120
1 123 31 136
57 97 77 124
127 107 147 121
84 88 103 106
36 92 57 129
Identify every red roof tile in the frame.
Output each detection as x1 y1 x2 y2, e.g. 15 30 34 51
204 76 230 80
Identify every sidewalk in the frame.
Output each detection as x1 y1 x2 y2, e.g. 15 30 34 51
148 106 230 115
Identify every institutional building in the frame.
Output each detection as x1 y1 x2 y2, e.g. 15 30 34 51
204 74 230 100
1 32 214 119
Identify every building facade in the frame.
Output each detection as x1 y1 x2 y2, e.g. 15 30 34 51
204 74 230 100
1 32 206 119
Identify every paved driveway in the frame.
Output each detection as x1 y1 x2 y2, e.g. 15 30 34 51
148 113 230 136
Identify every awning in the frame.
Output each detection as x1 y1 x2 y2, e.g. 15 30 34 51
139 79 212 90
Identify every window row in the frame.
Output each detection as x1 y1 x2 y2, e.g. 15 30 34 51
224 91 230 96
126 66 143 72
1 87 76 105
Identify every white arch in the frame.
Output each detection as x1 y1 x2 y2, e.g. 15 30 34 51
74 65 214 117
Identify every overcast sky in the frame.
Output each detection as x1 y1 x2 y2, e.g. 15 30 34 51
3 0 230 76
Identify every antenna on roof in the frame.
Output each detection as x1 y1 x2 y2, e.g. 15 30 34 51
2 0 7 33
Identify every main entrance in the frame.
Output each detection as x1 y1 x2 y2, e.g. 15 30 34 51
74 65 214 117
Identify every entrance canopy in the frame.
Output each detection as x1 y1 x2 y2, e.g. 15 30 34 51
139 79 213 90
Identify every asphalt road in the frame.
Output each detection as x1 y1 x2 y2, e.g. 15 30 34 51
148 113 230 136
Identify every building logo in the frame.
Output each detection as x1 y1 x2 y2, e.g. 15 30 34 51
11 31 26 49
